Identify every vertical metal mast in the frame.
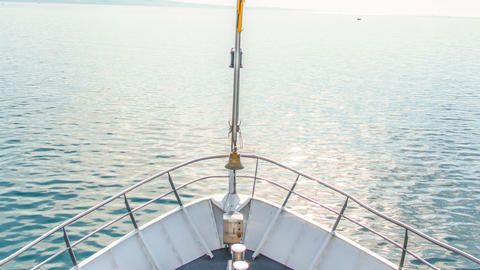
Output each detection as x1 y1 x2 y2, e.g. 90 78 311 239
230 0 245 152
225 0 245 173
223 3 247 239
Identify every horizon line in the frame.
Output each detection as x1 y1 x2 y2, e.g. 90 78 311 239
1 0 480 19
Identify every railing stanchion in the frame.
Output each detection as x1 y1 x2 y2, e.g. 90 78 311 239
123 194 138 229
307 196 349 270
399 229 409 270
252 174 301 259
62 227 77 267
282 174 300 207
168 173 183 206
332 197 349 232
168 172 214 258
251 158 259 197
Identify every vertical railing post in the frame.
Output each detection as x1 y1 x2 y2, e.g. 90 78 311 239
62 227 77 267
251 158 259 197
331 197 349 232
123 194 138 230
124 193 159 270
167 172 213 258
168 173 183 206
252 174 300 259
399 229 409 270
307 196 349 270
282 174 300 207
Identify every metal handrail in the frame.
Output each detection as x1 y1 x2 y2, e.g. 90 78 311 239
30 175 226 270
247 175 441 270
0 154 478 270
0 155 227 267
241 155 480 265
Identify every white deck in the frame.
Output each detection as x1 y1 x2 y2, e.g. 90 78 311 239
78 197 397 270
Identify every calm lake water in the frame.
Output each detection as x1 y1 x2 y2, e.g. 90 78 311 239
0 2 479 269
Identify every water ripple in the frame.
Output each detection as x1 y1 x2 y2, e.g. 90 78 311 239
0 3 479 270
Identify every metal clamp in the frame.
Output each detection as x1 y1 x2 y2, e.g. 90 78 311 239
229 49 243 68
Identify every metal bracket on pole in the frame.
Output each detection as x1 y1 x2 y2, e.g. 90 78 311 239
307 197 349 270
252 175 300 259
168 173 214 258
62 227 78 267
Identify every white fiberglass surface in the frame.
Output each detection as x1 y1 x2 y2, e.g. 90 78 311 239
79 197 396 270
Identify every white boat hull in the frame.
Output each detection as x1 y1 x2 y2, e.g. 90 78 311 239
79 197 396 270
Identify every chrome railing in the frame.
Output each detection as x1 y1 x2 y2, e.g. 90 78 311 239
0 154 479 270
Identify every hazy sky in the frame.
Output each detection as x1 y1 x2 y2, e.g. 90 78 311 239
183 0 480 17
